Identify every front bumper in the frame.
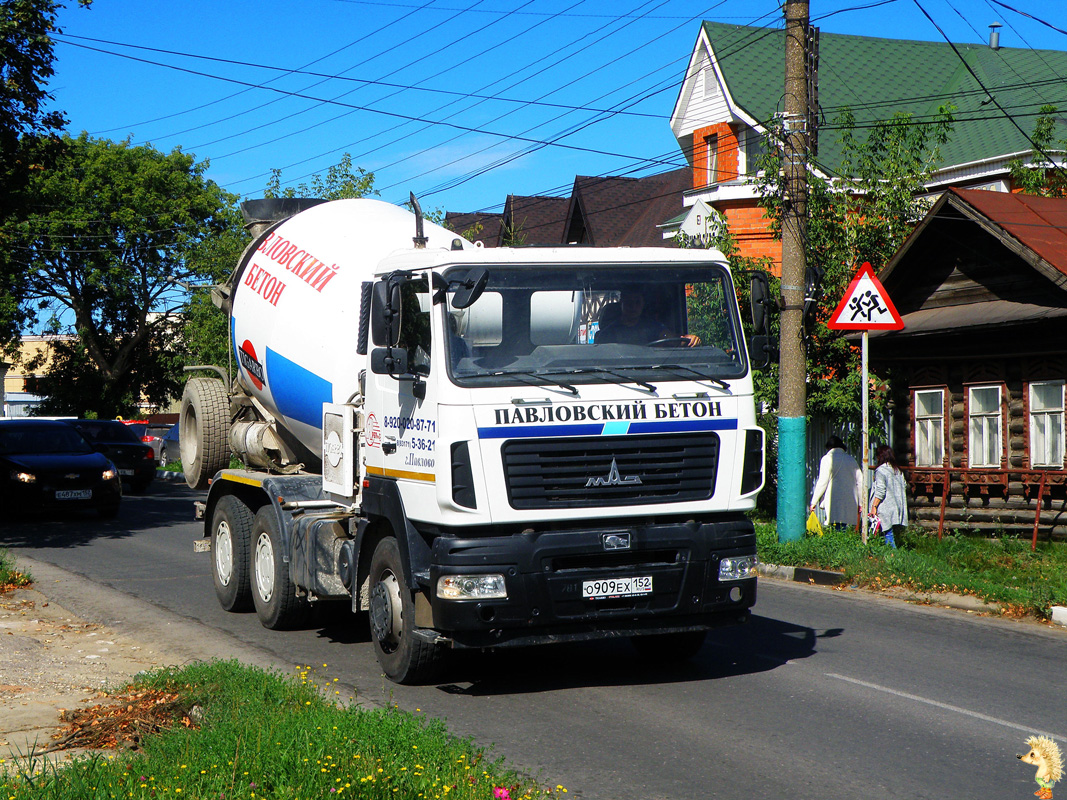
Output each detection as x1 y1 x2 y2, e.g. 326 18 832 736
425 515 757 649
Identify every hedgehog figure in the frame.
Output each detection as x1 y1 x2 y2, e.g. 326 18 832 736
1018 736 1064 799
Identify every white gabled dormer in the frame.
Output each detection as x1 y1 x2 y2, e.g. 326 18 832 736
669 26 764 205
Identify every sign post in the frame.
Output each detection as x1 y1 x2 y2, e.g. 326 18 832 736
827 262 904 542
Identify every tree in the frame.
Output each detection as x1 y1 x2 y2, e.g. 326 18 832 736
1009 104 1067 198
751 105 955 426
9 133 236 417
0 0 91 350
264 152 376 201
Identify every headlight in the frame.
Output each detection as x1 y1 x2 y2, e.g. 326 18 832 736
719 555 758 581
437 574 507 600
102 468 118 481
11 471 36 484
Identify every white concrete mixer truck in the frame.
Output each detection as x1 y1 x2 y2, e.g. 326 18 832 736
182 195 769 683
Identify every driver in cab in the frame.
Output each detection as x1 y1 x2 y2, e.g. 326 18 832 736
596 288 701 347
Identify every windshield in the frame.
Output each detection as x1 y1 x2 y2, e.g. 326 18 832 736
0 424 95 455
444 263 746 387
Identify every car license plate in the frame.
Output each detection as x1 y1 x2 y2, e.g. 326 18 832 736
582 576 652 599
119 469 134 476
56 489 91 500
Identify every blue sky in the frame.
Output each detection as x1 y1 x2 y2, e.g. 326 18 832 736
47 0 1066 216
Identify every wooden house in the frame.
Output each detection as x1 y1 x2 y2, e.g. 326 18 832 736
870 187 1067 541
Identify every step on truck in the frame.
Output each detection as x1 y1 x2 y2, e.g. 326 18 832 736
183 195 770 683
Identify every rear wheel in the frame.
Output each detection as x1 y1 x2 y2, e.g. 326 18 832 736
630 630 707 661
251 507 309 629
368 537 444 684
212 496 254 612
180 377 230 490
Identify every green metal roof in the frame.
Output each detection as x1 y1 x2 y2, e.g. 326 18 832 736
702 20 1067 176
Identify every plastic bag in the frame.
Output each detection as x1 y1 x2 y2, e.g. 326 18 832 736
806 509 823 536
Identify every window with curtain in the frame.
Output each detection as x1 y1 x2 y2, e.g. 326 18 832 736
968 385 1001 467
1029 381 1065 468
914 389 944 467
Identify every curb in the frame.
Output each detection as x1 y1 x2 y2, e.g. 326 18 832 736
154 468 186 482
757 563 846 586
756 562 1042 618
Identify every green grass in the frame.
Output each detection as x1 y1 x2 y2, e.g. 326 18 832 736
0 661 560 800
0 548 31 590
756 522 1067 619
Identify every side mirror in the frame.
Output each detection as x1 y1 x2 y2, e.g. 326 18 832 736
750 271 770 335
451 267 489 309
370 347 408 375
371 279 402 346
749 335 777 370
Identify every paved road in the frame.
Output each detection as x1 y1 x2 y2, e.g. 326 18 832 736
2 481 1065 799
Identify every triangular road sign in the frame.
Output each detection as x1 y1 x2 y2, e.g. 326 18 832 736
827 262 904 331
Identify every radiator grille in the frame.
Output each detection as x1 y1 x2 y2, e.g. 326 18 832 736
501 432 718 509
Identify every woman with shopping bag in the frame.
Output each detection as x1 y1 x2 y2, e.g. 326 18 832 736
808 436 863 531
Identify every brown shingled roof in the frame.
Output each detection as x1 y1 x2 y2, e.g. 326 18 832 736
564 169 688 247
503 195 570 245
444 211 503 247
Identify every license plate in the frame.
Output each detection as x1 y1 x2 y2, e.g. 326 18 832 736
56 489 91 500
582 576 652 599
119 469 134 476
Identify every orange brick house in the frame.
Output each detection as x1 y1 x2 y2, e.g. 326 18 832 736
663 21 1067 273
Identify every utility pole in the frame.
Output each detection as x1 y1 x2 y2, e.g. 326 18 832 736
777 0 810 542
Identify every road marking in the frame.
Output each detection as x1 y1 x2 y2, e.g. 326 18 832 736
826 673 1065 742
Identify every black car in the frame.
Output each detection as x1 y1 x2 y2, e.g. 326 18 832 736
67 419 157 493
0 419 122 518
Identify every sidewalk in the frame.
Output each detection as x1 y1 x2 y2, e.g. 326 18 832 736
0 557 287 768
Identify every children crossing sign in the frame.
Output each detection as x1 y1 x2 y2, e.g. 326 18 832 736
827 262 904 331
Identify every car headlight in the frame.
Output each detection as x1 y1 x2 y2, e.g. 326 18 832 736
11 471 36 484
719 555 758 581
437 574 507 600
102 468 118 481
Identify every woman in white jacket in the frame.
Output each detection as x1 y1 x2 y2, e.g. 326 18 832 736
808 436 863 530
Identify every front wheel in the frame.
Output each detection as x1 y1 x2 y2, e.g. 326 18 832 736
368 537 444 684
251 507 309 629
212 495 254 612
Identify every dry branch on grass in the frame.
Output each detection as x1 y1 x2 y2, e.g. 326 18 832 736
34 690 198 756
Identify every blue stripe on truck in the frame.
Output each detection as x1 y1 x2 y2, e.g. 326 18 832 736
266 348 332 428
477 418 737 439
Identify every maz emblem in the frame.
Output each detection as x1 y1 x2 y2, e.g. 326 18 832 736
585 458 642 488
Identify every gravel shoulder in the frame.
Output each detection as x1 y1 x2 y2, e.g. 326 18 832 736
0 556 289 768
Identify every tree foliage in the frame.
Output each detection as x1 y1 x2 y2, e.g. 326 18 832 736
9 133 236 417
1009 104 1067 198
0 0 91 350
264 152 376 201
751 105 955 426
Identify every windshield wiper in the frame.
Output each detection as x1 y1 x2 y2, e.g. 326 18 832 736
645 364 731 392
482 369 578 396
544 366 657 394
